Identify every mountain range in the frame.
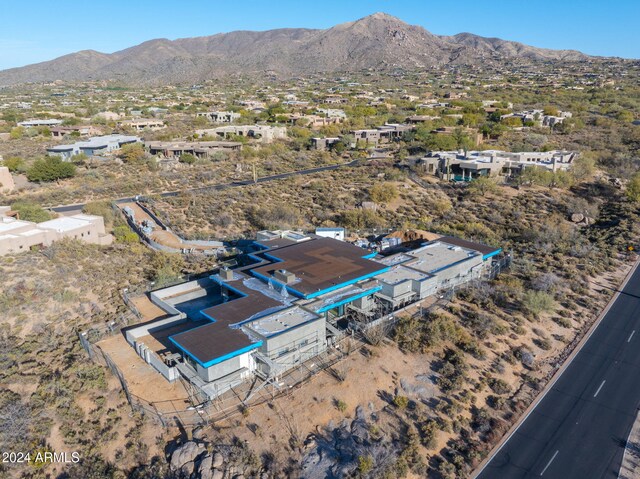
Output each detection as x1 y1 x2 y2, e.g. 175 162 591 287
0 13 593 86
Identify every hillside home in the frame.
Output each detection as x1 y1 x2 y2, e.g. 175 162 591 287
124 232 502 399
0 208 113 256
47 135 141 160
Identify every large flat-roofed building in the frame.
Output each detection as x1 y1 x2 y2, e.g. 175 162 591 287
420 149 576 180
18 119 63 127
0 210 113 256
118 119 166 131
50 125 102 138
195 125 286 144
146 140 242 158
196 111 241 123
47 135 141 160
251 237 386 299
123 231 503 399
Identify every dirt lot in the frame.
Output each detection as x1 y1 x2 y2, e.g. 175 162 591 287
210 339 436 452
96 334 191 412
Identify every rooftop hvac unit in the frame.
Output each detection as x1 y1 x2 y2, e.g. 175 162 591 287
274 269 297 284
220 267 234 281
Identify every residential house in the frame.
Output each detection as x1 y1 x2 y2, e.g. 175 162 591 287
420 149 577 180
196 111 241 123
47 135 141 160
0 209 113 256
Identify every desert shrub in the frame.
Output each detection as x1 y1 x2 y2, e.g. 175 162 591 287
27 157 76 182
334 399 347 413
420 418 439 449
521 290 556 317
393 395 410 410
488 378 511 395
10 201 52 223
369 182 398 204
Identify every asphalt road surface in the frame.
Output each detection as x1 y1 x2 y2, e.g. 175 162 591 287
50 159 362 214
477 261 640 479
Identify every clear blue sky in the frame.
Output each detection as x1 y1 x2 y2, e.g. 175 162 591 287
1 0 638 70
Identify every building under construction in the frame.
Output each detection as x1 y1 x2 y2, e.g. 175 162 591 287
123 230 503 400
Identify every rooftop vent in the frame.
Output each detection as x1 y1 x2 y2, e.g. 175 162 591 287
220 267 234 281
274 269 297 285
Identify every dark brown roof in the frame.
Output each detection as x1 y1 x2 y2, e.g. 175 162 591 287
170 237 386 364
171 273 286 365
252 237 386 297
170 322 258 366
438 236 500 257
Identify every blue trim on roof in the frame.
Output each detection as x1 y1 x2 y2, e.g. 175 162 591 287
262 252 284 263
483 248 502 261
305 266 390 299
199 310 218 322
169 333 262 368
315 286 382 313
209 275 249 298
201 342 262 368
251 241 269 250
252 265 390 300
247 253 265 264
250 270 306 298
362 252 378 259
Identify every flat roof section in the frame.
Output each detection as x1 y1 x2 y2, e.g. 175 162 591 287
38 216 90 233
405 241 479 274
0 219 34 234
302 283 379 313
171 273 290 366
169 322 261 368
376 265 433 285
244 306 320 338
251 237 388 298
438 236 501 258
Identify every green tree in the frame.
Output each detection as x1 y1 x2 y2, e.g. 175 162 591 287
179 153 197 164
26 157 76 182
468 176 498 196
627 172 640 203
113 225 139 243
10 201 52 223
357 455 374 475
617 110 634 123
571 153 596 181
70 153 89 165
1 156 25 172
522 290 556 318
119 143 146 163
9 127 24 140
369 182 398 205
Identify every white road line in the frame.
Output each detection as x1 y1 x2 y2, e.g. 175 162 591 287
628 330 636 343
594 380 606 398
540 450 559 476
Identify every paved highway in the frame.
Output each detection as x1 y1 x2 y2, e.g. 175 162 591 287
477 261 640 479
50 159 362 214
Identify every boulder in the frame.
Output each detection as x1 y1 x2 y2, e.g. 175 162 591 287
351 418 370 444
212 452 224 468
571 213 584 223
170 441 205 470
212 469 224 479
198 454 213 474
180 460 196 477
